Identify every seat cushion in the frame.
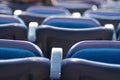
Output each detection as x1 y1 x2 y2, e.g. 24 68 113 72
0 48 35 59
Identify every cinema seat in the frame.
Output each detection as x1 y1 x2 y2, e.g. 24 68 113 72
61 41 120 80
84 9 120 30
0 39 50 80
35 25 113 58
42 16 100 28
0 23 27 40
0 14 26 25
18 6 71 26
0 15 27 40
0 4 12 15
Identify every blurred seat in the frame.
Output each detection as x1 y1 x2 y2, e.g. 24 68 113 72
0 15 27 40
0 14 26 25
0 4 12 15
61 40 120 80
7 0 43 11
35 16 113 58
18 6 71 26
0 39 50 80
84 9 120 30
0 23 27 40
42 16 100 28
100 1 120 10
51 0 93 15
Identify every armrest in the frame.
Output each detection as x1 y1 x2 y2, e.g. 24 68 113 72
28 22 38 42
50 47 63 80
105 24 117 41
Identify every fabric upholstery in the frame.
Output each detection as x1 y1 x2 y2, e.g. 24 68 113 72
84 9 120 29
0 39 43 57
27 6 70 15
42 16 100 28
0 39 50 80
71 48 120 64
67 41 120 57
18 6 70 26
36 25 113 58
61 41 120 80
0 48 35 59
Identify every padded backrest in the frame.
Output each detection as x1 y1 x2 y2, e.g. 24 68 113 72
71 48 120 64
0 23 27 40
0 39 43 57
84 9 120 29
67 41 120 57
0 15 26 25
26 6 71 15
18 6 71 26
62 41 120 80
42 16 100 28
0 47 35 59
52 1 93 15
0 39 50 80
36 25 113 58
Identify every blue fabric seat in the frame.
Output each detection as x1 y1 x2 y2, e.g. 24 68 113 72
61 41 120 80
0 15 27 40
0 39 50 80
18 6 71 26
42 16 100 28
0 48 35 59
36 24 113 58
71 48 120 64
84 9 120 29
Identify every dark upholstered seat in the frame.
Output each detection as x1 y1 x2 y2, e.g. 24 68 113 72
61 41 120 80
0 39 50 80
36 25 113 58
18 6 71 26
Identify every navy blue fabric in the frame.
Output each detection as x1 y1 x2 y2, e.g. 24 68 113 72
29 10 67 15
0 48 35 59
71 48 120 64
89 11 120 17
0 21 15 24
46 20 97 28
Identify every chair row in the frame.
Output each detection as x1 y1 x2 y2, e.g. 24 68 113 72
0 14 117 58
0 2 120 29
0 39 120 80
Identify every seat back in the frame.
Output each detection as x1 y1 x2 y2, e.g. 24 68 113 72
36 25 113 58
0 4 12 15
62 41 120 80
0 15 26 25
84 9 120 29
0 39 43 56
0 23 27 40
42 16 100 28
0 39 50 80
67 40 120 57
0 15 27 40
18 6 71 26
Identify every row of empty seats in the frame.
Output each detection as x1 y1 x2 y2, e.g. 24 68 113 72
0 0 119 80
0 14 116 58
0 39 120 80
